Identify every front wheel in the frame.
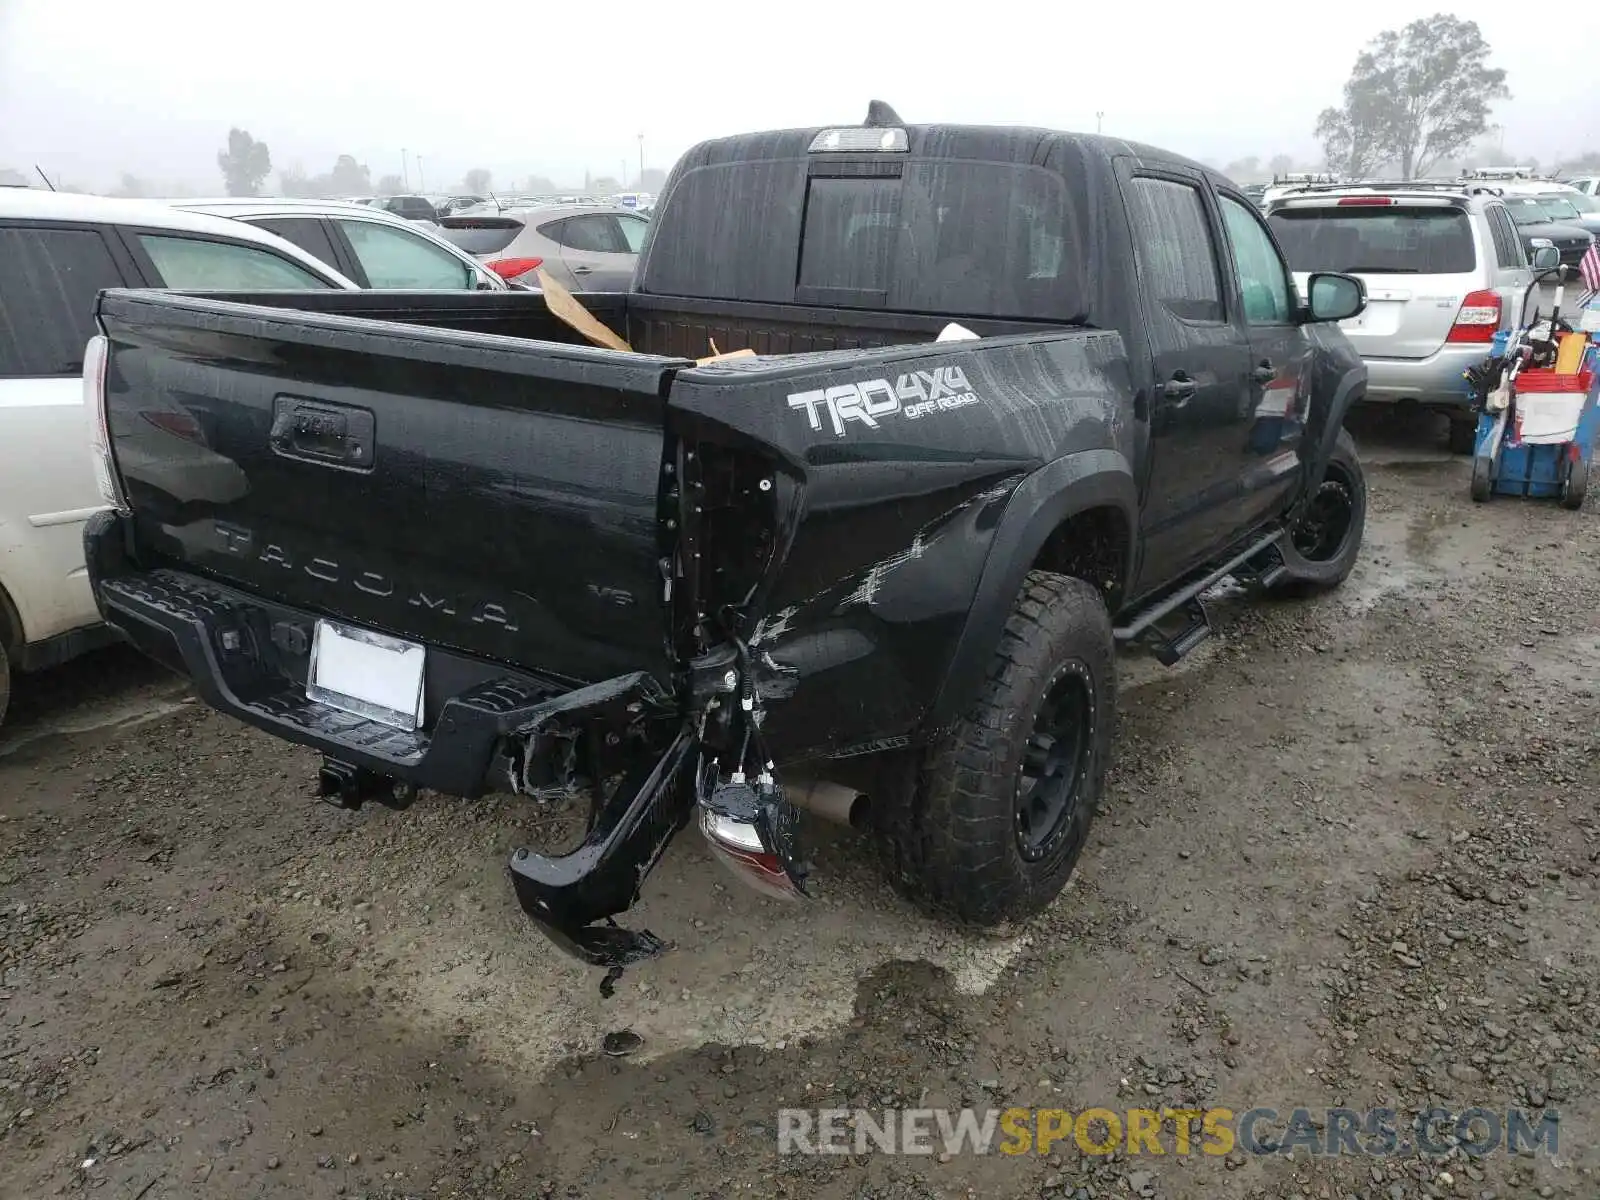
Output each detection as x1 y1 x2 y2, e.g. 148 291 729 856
1273 428 1367 594
876 572 1114 927
1560 455 1589 510
0 641 10 729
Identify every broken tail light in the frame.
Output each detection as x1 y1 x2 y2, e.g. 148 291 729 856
700 806 807 901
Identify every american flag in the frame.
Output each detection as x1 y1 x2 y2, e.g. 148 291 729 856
1580 238 1600 307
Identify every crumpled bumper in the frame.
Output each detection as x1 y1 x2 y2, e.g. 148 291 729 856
83 510 698 973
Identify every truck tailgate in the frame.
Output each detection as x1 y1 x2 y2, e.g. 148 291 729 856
97 291 689 686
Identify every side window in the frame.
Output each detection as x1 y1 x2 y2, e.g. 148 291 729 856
337 220 473 289
139 235 333 290
1489 207 1525 268
250 217 342 273
1220 196 1293 323
1125 177 1224 322
550 215 625 253
0 226 126 377
616 214 649 253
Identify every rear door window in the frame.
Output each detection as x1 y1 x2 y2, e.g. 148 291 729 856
1267 206 1476 274
249 216 343 273
1124 177 1224 322
336 219 474 288
546 215 626 253
138 234 335 289
0 225 127 377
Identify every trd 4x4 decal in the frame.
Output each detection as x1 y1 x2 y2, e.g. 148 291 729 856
787 366 981 437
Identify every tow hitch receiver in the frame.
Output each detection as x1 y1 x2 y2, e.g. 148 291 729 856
317 758 417 810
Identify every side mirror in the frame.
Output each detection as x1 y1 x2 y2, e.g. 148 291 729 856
1305 272 1366 323
1531 245 1560 271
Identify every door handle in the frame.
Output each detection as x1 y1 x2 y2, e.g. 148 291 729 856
1251 362 1277 383
1163 373 1198 405
571 265 593 275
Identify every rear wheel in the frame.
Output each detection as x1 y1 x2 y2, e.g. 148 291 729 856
1273 429 1366 594
0 642 10 730
1447 417 1478 456
876 572 1114 927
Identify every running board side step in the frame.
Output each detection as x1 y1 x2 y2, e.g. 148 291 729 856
1113 527 1287 664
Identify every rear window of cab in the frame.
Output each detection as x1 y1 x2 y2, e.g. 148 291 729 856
640 157 1089 322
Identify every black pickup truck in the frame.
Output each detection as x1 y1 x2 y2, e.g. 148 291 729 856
84 105 1370 978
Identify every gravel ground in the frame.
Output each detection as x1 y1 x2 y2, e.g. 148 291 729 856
1 410 1596 1200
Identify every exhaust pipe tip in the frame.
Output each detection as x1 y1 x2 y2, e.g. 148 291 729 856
787 780 867 828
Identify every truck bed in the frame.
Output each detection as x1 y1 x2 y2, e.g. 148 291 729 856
157 287 1060 359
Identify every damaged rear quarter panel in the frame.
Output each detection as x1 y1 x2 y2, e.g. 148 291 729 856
667 330 1135 764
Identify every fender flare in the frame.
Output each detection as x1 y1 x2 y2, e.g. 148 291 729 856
1302 364 1366 498
925 448 1137 732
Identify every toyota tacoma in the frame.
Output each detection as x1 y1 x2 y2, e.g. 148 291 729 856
82 104 1370 982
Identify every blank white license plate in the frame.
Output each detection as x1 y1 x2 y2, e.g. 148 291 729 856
307 620 426 731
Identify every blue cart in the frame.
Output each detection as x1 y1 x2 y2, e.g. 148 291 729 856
1469 337 1597 510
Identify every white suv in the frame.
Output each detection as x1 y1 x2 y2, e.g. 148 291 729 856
1266 184 1539 453
0 189 357 724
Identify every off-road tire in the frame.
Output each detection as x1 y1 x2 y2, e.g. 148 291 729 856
1273 428 1367 595
876 571 1114 927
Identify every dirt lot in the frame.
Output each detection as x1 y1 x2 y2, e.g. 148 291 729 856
2 412 1597 1200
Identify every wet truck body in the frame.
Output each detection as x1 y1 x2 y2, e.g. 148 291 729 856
85 110 1371 976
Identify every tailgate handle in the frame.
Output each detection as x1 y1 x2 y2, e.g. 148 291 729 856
270 398 374 469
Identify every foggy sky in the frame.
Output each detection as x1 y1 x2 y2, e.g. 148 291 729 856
1 0 1595 193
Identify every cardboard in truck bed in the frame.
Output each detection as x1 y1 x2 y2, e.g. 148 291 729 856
536 269 756 364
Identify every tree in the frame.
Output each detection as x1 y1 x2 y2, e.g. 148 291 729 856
1317 15 1508 179
521 174 558 196
0 166 28 187
463 167 491 194
376 174 404 195
1316 87 1390 178
323 155 372 196
110 173 147 198
279 166 312 197
217 128 272 196
1268 154 1295 178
